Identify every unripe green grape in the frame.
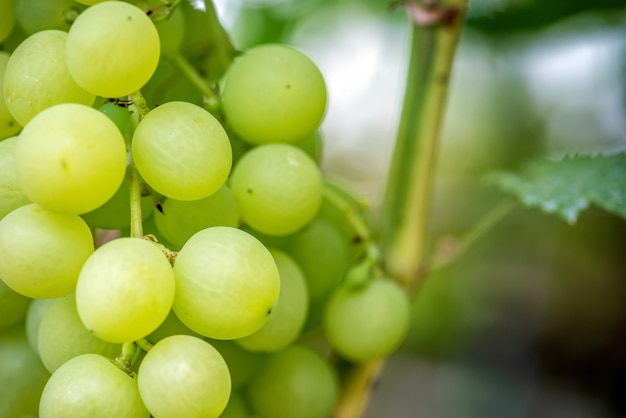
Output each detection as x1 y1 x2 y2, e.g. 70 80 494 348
222 43 327 144
38 294 121 374
138 335 231 418
0 204 94 298
39 353 149 418
173 226 280 340
98 101 133 142
0 0 16 43
25 298 56 354
0 325 50 418
66 1 160 97
230 144 323 236
236 249 309 352
0 279 30 331
286 218 348 303
246 345 339 418
0 137 30 220
81 176 155 230
76 237 176 343
14 0 82 35
0 53 22 139
154 185 240 249
323 278 411 362
132 101 232 200
3 30 95 126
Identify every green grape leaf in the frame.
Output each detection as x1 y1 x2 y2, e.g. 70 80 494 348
486 153 626 224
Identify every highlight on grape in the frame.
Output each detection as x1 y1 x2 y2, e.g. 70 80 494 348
0 1 411 417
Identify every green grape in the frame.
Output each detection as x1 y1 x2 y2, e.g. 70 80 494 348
173 226 280 340
0 325 51 418
14 103 127 215
146 309 202 345
76 237 175 343
0 136 30 220
323 278 411 362
0 0 16 43
3 30 95 126
0 53 22 139
292 129 324 165
154 185 240 249
81 175 155 230
65 1 160 98
236 249 309 352
286 218 348 303
138 335 231 418
14 0 83 35
208 339 266 390
25 298 56 354
0 204 94 298
132 101 232 200
220 391 253 418
221 43 327 145
0 279 30 331
246 345 339 418
39 353 149 418
230 144 323 236
38 294 121 374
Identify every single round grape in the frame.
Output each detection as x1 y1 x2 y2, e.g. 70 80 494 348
3 30 95 126
173 226 280 340
98 101 133 141
81 176 155 230
0 0 15 43
286 218 348 303
39 353 149 418
138 335 231 418
0 136 30 220
230 144 323 236
154 185 240 249
38 294 121 374
0 204 94 298
65 1 160 97
132 101 232 200
0 52 22 139
25 298 56 354
246 345 339 418
14 103 127 215
14 0 82 35
0 279 30 331
323 278 411 362
76 237 176 344
0 325 50 418
222 43 327 144
236 249 309 352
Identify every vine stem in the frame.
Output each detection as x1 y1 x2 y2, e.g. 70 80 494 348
128 90 150 239
333 1 469 417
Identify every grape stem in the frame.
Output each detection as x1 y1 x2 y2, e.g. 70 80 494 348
333 1 469 417
170 52 222 117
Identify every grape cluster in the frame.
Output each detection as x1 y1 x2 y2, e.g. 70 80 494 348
0 1 411 417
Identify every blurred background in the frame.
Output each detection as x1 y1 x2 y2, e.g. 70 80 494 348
213 0 626 417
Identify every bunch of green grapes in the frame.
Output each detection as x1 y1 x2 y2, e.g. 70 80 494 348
0 1 412 417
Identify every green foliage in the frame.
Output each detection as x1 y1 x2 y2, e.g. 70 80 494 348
487 153 626 224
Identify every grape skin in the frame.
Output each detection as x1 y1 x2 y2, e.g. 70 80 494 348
138 335 231 418
173 226 280 340
39 353 149 418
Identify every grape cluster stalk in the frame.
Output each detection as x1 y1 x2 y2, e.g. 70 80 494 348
0 1 415 417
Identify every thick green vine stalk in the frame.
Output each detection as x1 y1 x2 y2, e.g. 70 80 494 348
334 1 469 416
